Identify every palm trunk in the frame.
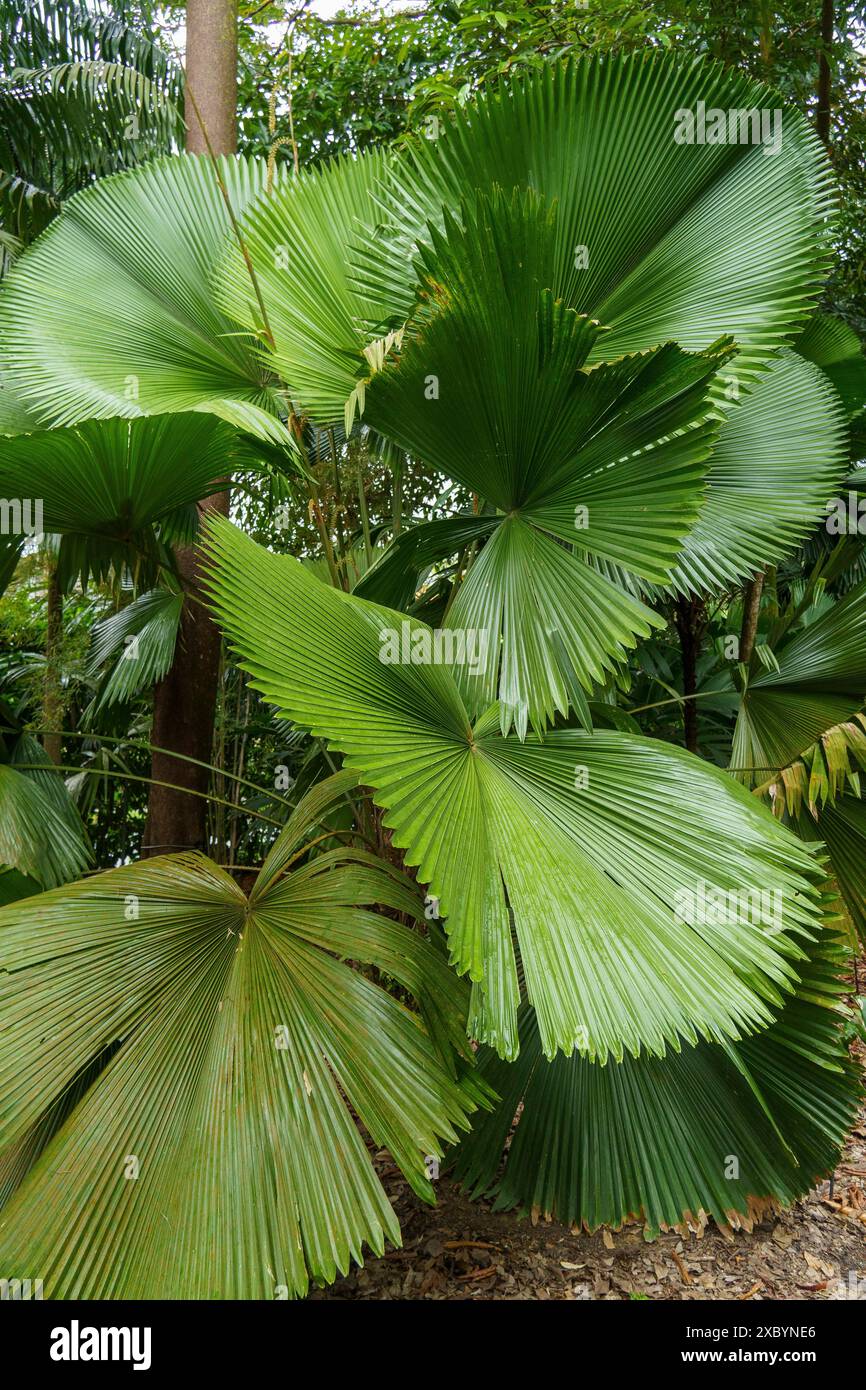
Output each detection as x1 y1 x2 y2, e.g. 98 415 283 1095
143 0 237 856
42 555 63 765
739 573 765 665
674 597 705 755
816 0 834 148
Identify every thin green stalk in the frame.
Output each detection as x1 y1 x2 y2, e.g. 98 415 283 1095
308 488 342 587
626 690 727 715
35 729 295 808
16 764 287 829
391 453 404 537
357 447 373 568
328 427 350 583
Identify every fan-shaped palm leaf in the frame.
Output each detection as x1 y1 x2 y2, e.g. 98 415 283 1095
359 54 833 378
668 349 848 594
204 517 827 1064
795 312 866 421
0 734 89 887
359 190 729 734
451 925 860 1235
87 587 183 710
0 770 483 1298
0 411 266 586
217 148 396 428
0 154 292 443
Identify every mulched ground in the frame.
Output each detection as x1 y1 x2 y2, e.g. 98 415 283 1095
314 1054 866 1301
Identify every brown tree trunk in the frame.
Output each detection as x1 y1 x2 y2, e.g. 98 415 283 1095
674 597 706 755
739 573 765 666
42 557 63 765
143 0 237 856
184 0 238 157
816 0 834 148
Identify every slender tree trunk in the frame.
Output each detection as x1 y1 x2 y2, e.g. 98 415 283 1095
184 0 238 156
674 597 705 755
42 556 63 765
739 573 765 665
759 0 773 70
816 0 834 148
143 0 237 856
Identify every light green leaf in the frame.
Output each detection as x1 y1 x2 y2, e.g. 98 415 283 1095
87 588 183 710
0 749 89 888
805 796 866 944
732 578 866 783
0 772 481 1298
0 154 292 442
0 412 265 586
795 313 866 421
216 148 396 427
360 54 834 378
204 518 827 1063
669 349 848 594
362 190 728 732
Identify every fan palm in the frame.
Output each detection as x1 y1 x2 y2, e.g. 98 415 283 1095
0 771 484 1298
0 52 861 1287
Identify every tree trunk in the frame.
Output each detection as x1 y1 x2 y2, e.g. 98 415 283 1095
143 0 237 856
184 0 238 157
674 597 706 755
816 0 834 148
739 573 765 666
42 556 63 765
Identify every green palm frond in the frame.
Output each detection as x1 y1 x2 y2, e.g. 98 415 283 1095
204 517 828 1065
757 712 866 818
358 54 834 378
451 926 861 1235
217 148 396 428
0 412 268 586
732 577 866 784
0 770 484 1299
0 2 184 245
0 154 292 443
802 796 866 944
1 2 181 91
795 312 866 421
0 60 182 194
87 587 183 710
353 513 499 610
669 349 848 594
359 189 730 734
0 735 89 887
0 365 40 434
751 715 866 945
